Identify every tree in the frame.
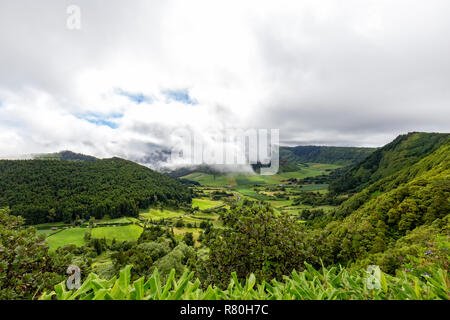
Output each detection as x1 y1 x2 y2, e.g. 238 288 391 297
91 238 105 255
183 232 194 246
0 208 71 299
203 203 314 287
155 243 195 280
0 158 192 224
174 220 184 228
88 217 95 228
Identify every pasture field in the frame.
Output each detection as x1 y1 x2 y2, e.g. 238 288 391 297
45 222 144 251
192 198 223 210
193 187 223 194
182 172 234 186
267 199 294 208
178 215 200 225
35 228 59 237
41 163 341 252
191 211 219 219
299 184 329 191
181 163 342 188
139 208 185 220
172 227 202 246
46 227 87 251
234 186 272 200
96 217 134 225
90 252 113 272
91 224 143 242
180 212 222 228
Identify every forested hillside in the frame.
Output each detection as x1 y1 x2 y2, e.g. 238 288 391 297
165 165 221 179
0 158 192 224
166 146 375 176
33 150 98 162
311 140 450 273
279 146 375 172
1 134 448 301
329 132 450 194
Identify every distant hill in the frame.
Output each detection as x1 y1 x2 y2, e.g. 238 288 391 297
279 146 375 172
165 146 375 177
329 132 450 194
33 150 98 162
0 157 192 224
165 165 222 179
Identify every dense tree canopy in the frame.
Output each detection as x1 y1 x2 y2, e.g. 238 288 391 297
0 208 71 299
329 132 449 194
310 141 450 273
203 202 315 287
280 145 375 171
0 158 192 224
1 134 449 300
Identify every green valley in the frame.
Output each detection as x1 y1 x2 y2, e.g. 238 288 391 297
1 132 449 301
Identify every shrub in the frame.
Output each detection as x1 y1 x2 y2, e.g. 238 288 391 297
182 232 195 246
0 208 71 299
39 263 449 300
155 243 195 280
204 203 315 287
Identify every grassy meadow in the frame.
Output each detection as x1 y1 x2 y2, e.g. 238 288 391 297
181 163 341 187
91 225 143 242
46 228 87 251
139 208 184 220
192 198 223 210
39 162 340 253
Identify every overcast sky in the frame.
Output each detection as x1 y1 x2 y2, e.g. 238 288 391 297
0 0 449 166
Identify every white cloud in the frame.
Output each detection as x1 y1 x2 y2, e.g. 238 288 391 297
0 0 449 165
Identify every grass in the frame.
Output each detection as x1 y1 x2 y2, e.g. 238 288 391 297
182 172 235 187
97 217 134 224
44 220 145 251
91 225 143 242
42 163 340 252
267 200 294 208
180 216 201 225
192 198 223 210
172 227 202 247
234 186 273 200
191 212 218 219
281 204 336 216
185 211 223 228
299 184 329 191
46 227 87 251
139 208 185 221
36 228 59 237
182 163 343 188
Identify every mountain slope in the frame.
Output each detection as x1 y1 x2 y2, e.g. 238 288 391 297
329 132 450 194
279 146 375 172
313 140 450 273
33 150 98 161
165 165 221 179
0 158 192 224
165 146 375 176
